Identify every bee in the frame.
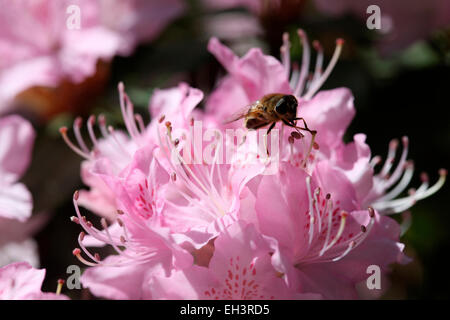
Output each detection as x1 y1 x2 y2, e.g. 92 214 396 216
225 93 317 154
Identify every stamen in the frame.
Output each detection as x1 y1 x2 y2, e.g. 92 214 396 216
331 241 355 262
73 248 97 267
59 127 91 160
56 279 64 295
294 29 311 97
304 38 344 100
73 117 89 153
312 40 323 83
382 136 409 189
323 211 348 252
305 176 315 246
376 161 414 202
87 115 99 148
281 32 291 79
370 155 382 168
98 114 109 138
379 138 399 178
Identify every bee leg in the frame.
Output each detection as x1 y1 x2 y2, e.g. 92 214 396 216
292 117 313 133
264 122 276 156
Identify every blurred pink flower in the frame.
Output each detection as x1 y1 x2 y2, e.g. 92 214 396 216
0 115 42 268
0 262 68 299
0 0 185 113
203 0 267 14
0 115 35 222
314 0 450 54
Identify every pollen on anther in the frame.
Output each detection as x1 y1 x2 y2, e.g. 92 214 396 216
336 38 345 46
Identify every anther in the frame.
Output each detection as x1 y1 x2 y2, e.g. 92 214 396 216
312 40 321 51
159 115 165 123
56 279 65 295
98 114 106 126
73 190 79 201
420 172 429 182
361 225 367 233
288 136 295 144
70 216 80 224
117 209 124 215
88 115 96 125
291 131 302 140
368 207 375 218
165 121 172 133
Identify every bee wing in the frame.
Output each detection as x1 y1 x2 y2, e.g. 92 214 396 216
222 103 254 125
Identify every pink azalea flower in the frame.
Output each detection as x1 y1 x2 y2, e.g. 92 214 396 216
254 160 408 298
0 0 185 113
67 83 267 299
60 82 203 219
313 0 450 54
207 31 446 214
149 221 320 299
63 34 445 299
0 262 68 300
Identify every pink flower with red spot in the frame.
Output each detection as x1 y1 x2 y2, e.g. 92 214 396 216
149 221 320 299
254 160 408 299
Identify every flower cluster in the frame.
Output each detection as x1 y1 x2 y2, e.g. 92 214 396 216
59 30 445 300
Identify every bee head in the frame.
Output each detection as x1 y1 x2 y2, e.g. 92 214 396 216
275 95 298 115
